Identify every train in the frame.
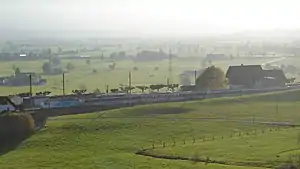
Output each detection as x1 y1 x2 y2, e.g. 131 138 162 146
82 86 296 107
4 85 297 112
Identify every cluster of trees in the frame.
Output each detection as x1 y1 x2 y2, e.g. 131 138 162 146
42 57 63 75
72 89 87 95
35 91 51 96
75 66 226 95
17 91 51 97
42 57 75 75
264 63 299 75
195 66 227 90
107 84 180 94
109 62 117 70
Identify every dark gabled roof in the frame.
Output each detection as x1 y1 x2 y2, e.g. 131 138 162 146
263 69 287 81
226 65 263 78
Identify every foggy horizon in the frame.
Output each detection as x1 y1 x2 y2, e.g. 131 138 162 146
1 0 300 38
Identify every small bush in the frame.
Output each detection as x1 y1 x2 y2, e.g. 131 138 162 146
0 113 35 144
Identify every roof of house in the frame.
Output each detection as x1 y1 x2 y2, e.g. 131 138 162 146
226 64 263 78
263 69 287 81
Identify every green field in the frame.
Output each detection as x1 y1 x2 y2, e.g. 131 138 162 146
0 57 287 95
1 90 300 168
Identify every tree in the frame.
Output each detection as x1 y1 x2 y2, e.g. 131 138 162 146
14 67 21 75
110 88 119 93
43 91 51 95
109 62 116 70
72 89 87 95
86 59 91 65
57 47 62 54
133 66 138 71
136 86 149 93
66 62 75 71
285 65 298 74
93 88 101 94
36 91 51 96
196 66 226 90
92 69 97 73
167 84 179 92
119 86 135 94
287 77 296 83
51 57 61 66
42 62 52 74
150 84 166 92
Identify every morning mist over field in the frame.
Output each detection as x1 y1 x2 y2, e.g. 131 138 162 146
2 1 300 169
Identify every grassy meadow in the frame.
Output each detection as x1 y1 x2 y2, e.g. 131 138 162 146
0 56 288 95
0 90 300 168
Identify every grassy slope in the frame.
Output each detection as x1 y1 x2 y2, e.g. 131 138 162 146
145 128 300 168
0 57 280 95
1 90 300 168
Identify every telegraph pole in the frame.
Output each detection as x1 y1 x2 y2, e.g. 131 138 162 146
29 74 32 96
62 73 65 96
194 70 197 85
105 85 109 94
168 49 173 85
129 71 132 93
129 71 132 106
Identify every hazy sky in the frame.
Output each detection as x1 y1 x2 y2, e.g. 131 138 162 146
1 0 300 35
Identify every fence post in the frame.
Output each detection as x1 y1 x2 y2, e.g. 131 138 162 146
183 139 186 145
163 142 165 148
152 142 155 149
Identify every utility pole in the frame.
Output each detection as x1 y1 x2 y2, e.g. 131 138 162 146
29 74 32 96
29 74 33 108
168 49 173 85
62 73 65 96
194 70 197 85
106 85 109 94
129 71 132 94
128 71 132 106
